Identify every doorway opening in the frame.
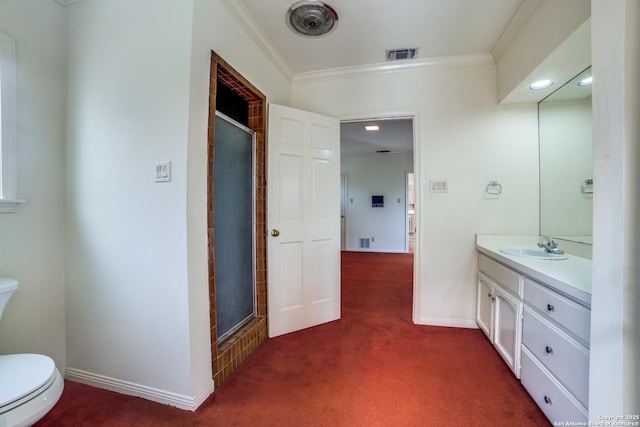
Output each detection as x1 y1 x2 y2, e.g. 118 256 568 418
339 115 418 320
340 117 415 254
207 52 267 387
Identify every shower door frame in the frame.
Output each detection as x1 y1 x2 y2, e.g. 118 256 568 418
213 111 257 343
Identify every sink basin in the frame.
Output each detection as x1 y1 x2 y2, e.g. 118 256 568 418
500 246 568 260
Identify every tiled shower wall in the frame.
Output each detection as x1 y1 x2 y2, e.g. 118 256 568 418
208 53 267 387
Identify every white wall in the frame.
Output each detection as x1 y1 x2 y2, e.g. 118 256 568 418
63 0 292 409
590 0 640 416
64 0 200 406
0 0 67 368
342 153 413 252
293 61 539 327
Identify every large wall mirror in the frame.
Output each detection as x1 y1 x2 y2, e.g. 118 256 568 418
539 67 593 244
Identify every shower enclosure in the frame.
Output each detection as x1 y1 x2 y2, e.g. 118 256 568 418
213 111 256 342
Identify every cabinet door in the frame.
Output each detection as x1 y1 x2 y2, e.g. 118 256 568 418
493 285 523 377
476 273 494 341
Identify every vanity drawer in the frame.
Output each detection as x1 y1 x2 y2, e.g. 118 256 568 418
522 307 589 408
478 254 523 297
521 346 587 424
524 278 590 346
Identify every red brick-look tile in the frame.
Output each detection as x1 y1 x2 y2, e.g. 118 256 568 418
208 52 267 387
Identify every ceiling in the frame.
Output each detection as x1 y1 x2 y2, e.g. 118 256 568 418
341 119 414 156
229 0 532 76
222 0 589 154
226 0 533 155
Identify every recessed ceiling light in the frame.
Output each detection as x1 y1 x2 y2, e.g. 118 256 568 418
365 125 379 132
578 76 593 86
529 79 554 90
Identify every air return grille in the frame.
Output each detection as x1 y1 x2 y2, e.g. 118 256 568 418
386 48 419 61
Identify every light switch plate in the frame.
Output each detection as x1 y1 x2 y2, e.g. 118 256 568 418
430 180 448 193
155 161 171 182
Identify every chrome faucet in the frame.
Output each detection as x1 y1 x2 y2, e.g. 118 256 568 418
538 235 565 254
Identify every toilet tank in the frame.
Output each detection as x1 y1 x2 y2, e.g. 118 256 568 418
0 278 18 320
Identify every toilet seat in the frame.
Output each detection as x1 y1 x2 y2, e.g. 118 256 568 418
0 354 64 427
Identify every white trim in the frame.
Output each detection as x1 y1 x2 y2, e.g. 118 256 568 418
293 53 495 84
0 199 25 213
219 0 293 82
340 111 418 124
411 114 421 325
64 368 215 411
415 317 478 329
0 32 24 213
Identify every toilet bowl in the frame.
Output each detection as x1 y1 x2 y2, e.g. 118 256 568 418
0 354 64 427
0 279 64 427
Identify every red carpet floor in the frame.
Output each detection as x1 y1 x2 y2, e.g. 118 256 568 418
36 251 549 426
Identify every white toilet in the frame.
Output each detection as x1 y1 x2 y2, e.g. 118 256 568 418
0 278 64 427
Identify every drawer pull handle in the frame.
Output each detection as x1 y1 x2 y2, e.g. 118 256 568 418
545 346 554 354
544 395 552 405
546 304 555 312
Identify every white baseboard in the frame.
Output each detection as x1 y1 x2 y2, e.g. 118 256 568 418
415 317 478 329
64 368 214 411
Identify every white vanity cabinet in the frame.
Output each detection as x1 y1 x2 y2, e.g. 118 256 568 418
520 277 590 423
475 239 591 425
476 254 523 377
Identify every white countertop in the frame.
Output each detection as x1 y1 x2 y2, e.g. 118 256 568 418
476 234 592 307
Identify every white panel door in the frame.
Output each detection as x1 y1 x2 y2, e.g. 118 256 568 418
267 103 341 338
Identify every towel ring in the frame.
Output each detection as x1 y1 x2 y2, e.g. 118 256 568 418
486 181 502 195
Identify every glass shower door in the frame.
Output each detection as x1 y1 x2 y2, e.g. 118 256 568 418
213 112 256 342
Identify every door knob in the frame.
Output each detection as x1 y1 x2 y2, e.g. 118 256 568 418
271 229 280 237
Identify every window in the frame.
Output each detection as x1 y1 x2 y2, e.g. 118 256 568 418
0 31 22 212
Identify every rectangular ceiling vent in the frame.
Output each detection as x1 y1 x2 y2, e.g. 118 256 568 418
386 48 419 61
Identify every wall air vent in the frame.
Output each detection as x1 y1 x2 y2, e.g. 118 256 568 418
386 48 419 61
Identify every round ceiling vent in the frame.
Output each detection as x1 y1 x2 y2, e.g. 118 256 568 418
286 0 339 37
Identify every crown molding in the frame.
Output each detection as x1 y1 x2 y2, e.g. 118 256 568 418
292 53 495 84
219 0 293 82
491 0 542 62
